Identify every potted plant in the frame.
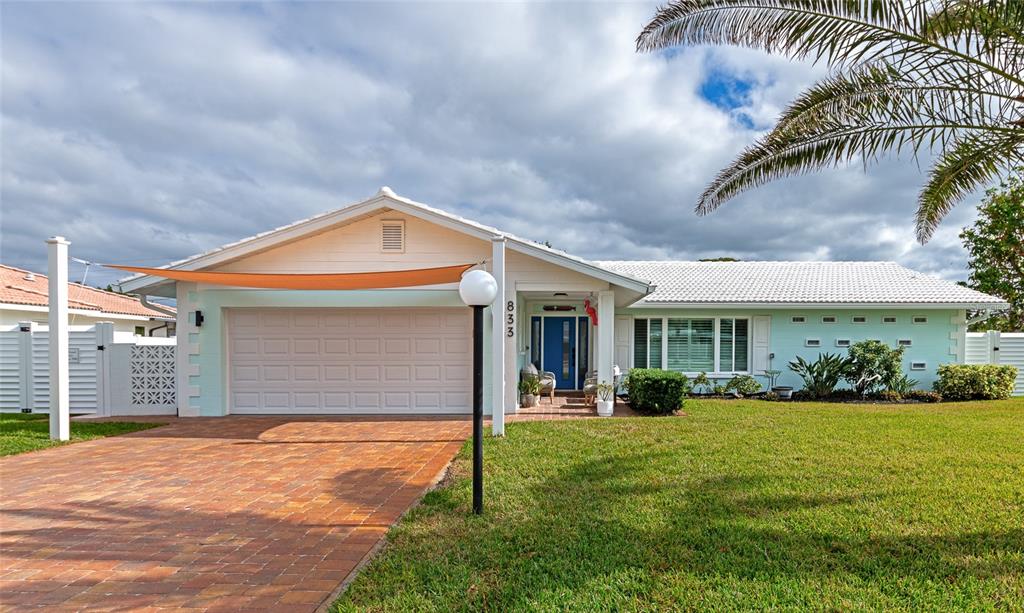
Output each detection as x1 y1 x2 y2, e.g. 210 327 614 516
771 385 794 399
765 369 793 399
596 381 615 417
519 375 541 408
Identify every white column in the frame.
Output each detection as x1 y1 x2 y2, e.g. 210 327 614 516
176 282 199 417
47 236 70 441
597 290 615 388
490 237 506 436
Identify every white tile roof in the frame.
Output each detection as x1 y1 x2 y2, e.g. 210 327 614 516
595 261 1008 307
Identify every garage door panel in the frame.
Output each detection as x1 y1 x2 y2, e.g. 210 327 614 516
324 365 350 381
354 338 380 355
228 308 472 414
324 338 350 354
262 339 290 354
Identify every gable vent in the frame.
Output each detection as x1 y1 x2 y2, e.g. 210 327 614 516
380 220 405 253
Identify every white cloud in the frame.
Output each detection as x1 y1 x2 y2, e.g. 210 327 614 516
0 1 978 289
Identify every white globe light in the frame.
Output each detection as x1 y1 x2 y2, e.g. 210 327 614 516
459 269 498 306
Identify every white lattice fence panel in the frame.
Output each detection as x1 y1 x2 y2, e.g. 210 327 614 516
129 345 177 407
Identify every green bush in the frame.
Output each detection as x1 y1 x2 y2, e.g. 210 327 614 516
906 390 942 403
789 353 850 399
625 369 689 414
726 375 762 396
933 364 1018 400
886 373 919 396
845 340 905 396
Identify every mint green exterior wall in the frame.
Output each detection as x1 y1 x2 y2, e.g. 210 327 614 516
188 288 491 416
766 309 961 390
618 307 964 391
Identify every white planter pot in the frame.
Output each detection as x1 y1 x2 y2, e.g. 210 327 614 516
596 400 614 417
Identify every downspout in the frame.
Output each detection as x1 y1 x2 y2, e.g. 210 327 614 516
138 295 176 318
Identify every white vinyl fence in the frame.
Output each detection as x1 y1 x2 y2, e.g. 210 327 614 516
965 331 1024 396
0 321 177 416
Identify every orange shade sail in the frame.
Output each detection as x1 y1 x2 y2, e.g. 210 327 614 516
109 263 477 290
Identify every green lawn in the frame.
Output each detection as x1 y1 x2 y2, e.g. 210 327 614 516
0 413 163 456
333 399 1024 612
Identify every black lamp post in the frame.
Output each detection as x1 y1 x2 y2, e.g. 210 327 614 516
458 269 498 515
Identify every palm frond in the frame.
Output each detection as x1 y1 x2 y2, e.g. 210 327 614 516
915 131 1024 240
639 0 1024 242
697 120 1018 214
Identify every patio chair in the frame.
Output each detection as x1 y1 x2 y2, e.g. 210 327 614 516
522 363 557 404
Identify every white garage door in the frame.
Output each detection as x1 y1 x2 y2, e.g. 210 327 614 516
227 308 472 414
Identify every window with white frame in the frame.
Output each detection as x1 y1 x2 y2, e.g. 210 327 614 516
882 316 897 323
913 316 928 324
718 318 749 372
791 316 806 323
822 315 837 323
633 317 747 372
835 338 851 347
805 338 822 347
633 318 664 369
852 316 867 323
910 361 927 370
898 339 912 347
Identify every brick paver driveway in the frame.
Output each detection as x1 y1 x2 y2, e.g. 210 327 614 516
0 415 469 611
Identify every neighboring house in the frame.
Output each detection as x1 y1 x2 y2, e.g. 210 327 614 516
1 264 175 336
118 188 1008 422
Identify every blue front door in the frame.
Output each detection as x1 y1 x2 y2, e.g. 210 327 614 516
542 317 577 389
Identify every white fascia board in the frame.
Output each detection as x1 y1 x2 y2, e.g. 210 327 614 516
504 238 651 294
117 193 500 294
117 188 652 298
0 303 168 321
629 301 1011 310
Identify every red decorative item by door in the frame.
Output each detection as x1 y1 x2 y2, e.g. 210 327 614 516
584 299 598 326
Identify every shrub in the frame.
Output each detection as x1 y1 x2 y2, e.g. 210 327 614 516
789 353 850 398
625 369 689 414
726 374 762 396
886 373 919 396
906 390 942 403
762 391 780 401
933 364 1018 400
872 390 903 402
692 371 712 395
845 340 904 396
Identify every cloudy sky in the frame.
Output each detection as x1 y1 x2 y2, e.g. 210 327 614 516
1 1 983 290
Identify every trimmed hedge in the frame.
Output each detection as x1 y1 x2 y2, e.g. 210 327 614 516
934 364 1018 401
625 369 688 414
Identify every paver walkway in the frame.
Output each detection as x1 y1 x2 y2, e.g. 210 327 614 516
0 416 469 611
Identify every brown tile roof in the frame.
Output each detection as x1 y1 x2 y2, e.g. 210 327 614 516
0 264 175 319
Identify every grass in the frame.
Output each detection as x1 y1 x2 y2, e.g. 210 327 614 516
0 412 163 456
333 398 1024 612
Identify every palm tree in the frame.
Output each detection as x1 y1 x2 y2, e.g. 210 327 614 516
637 0 1023 242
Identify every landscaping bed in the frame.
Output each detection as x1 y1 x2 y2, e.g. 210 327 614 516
332 398 1024 611
0 413 163 456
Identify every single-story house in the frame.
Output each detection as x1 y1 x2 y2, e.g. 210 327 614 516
1 264 176 336
118 188 1008 432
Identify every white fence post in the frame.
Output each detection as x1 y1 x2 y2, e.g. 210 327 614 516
17 322 35 411
94 322 115 417
988 330 1001 365
47 236 70 440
